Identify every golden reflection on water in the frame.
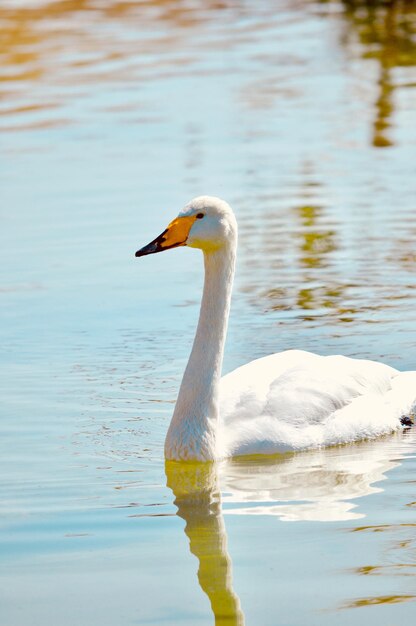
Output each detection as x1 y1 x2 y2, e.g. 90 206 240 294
296 203 336 270
260 167 358 323
0 0 230 130
246 146 416 325
343 593 415 608
335 0 416 147
1 0 415 136
166 461 245 626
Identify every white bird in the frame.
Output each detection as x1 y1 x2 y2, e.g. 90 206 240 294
136 196 416 461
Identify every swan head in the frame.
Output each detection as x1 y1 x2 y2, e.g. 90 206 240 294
135 196 237 257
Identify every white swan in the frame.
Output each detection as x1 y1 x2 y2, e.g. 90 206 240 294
136 196 416 461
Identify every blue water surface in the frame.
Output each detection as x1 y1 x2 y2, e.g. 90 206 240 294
1 1 416 625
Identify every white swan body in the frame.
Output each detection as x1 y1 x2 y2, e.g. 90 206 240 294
136 196 416 461
220 351 416 457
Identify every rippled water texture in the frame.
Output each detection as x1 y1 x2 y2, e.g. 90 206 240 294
1 1 416 625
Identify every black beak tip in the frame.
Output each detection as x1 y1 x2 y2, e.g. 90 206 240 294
135 231 168 258
135 242 159 258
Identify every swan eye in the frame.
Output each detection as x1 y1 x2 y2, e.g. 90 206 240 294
196 213 204 219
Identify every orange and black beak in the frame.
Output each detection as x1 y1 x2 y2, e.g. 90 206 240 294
135 215 198 257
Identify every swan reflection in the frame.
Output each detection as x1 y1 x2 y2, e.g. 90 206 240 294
166 461 245 626
221 434 415 522
166 433 414 624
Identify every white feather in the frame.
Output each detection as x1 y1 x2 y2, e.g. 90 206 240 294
139 196 416 461
219 351 416 456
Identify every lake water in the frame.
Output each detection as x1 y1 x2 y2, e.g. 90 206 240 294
1 1 416 624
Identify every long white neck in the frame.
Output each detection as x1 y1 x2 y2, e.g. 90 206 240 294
165 243 236 461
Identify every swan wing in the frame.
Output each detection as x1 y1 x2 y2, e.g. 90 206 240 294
219 350 415 456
